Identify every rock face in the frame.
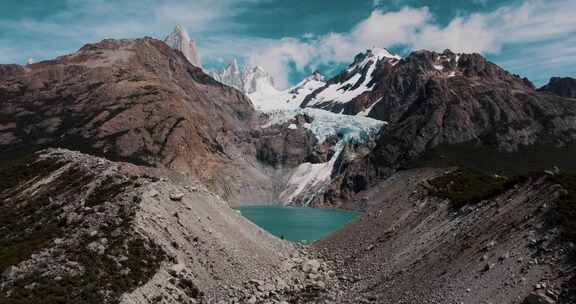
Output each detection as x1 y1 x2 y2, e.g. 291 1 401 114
539 77 576 98
251 113 325 168
313 50 576 202
164 24 202 68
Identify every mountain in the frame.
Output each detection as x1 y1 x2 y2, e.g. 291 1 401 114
301 48 401 114
0 37 280 204
210 60 276 94
539 76 576 98
2 33 576 304
309 49 576 206
211 61 327 111
210 59 244 91
248 70 326 111
0 37 347 303
164 24 202 68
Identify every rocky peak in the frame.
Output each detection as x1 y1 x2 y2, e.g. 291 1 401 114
305 70 326 83
300 48 400 112
539 77 576 98
242 65 276 94
164 24 202 68
211 60 277 95
349 47 401 71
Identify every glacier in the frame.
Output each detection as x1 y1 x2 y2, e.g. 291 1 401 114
262 108 386 204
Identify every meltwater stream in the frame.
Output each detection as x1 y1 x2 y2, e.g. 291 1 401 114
236 206 359 243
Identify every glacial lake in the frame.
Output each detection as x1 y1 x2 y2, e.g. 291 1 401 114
236 205 359 243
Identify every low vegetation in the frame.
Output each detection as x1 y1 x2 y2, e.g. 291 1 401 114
552 174 576 239
429 168 521 209
0 154 69 272
0 152 166 304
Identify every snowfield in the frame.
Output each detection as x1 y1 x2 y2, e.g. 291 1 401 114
248 72 326 111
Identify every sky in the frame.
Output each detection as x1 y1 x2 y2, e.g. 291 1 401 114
0 0 574 88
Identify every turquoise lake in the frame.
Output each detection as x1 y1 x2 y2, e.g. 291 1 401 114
236 205 359 243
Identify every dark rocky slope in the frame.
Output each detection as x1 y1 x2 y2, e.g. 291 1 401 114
315 168 576 303
539 77 576 99
0 149 344 304
311 50 576 205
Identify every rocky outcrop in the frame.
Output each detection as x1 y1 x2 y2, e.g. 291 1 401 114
539 77 576 99
251 113 327 168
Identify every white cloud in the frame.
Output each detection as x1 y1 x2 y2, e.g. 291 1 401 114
0 0 257 63
246 38 316 88
413 14 499 53
1 0 574 87
247 0 576 88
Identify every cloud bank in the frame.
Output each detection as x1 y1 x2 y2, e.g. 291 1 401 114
248 0 576 88
0 0 574 87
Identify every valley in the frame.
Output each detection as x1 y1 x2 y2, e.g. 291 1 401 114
0 22 575 304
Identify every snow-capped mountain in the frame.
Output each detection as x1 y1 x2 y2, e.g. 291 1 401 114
211 60 275 94
248 70 327 111
300 48 401 113
211 60 326 111
164 24 202 68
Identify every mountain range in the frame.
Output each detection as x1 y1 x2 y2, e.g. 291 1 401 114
0 25 575 304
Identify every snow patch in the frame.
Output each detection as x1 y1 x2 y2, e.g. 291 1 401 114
357 98 382 117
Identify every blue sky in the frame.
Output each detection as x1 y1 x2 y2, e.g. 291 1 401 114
0 0 574 88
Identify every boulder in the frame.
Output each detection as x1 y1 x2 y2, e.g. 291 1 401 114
170 192 185 201
302 259 321 274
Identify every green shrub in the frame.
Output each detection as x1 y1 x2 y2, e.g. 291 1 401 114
429 168 519 209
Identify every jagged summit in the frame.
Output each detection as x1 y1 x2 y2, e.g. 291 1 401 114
300 48 400 111
349 48 401 70
211 59 277 95
164 24 202 68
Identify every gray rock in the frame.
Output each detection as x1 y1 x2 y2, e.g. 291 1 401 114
148 189 160 198
524 290 556 304
246 295 257 304
302 259 321 274
169 192 184 201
